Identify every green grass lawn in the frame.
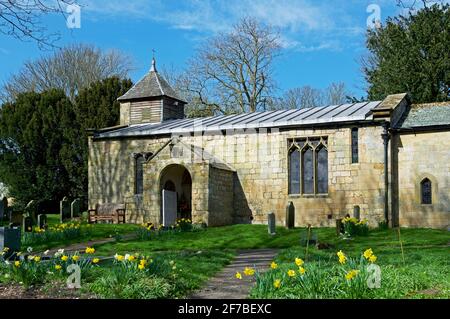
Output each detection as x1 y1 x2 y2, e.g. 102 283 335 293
25 214 141 251
90 224 449 299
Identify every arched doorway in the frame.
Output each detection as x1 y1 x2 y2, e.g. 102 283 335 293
159 164 192 225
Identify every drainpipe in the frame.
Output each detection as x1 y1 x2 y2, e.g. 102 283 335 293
381 121 390 226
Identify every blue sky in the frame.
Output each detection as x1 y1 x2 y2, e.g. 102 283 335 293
0 0 412 99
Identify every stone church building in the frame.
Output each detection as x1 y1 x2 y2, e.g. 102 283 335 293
88 59 450 229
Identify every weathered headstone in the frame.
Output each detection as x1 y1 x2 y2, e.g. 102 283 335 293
0 197 7 220
267 212 276 235
25 200 38 224
0 226 21 259
22 216 33 233
353 206 360 220
162 190 177 226
286 201 295 229
60 197 71 223
71 199 81 219
37 214 47 229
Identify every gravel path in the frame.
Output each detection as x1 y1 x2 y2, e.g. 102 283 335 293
189 249 278 299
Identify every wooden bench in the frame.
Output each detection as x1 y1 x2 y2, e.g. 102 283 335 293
88 203 126 224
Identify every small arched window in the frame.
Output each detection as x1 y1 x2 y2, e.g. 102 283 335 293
420 178 432 204
135 155 145 195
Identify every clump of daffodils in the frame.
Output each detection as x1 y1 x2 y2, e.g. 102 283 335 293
363 248 377 263
337 250 347 264
243 267 255 276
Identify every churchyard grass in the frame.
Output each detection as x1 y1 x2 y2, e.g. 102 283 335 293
23 214 141 251
92 225 449 299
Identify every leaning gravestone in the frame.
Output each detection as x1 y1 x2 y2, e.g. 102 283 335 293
267 212 276 235
37 214 47 229
25 200 38 224
22 216 33 232
60 197 71 223
71 199 81 219
0 197 7 221
286 201 295 229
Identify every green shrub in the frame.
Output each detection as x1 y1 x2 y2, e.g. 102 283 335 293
342 217 369 237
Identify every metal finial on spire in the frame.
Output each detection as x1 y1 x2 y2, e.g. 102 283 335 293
150 49 157 72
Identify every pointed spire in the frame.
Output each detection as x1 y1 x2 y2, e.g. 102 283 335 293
150 49 157 72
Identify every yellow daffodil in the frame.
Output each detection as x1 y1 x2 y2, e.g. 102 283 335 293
34 256 41 262
114 254 124 262
345 269 360 280
363 248 373 259
270 261 278 269
295 258 304 267
287 269 296 277
85 247 95 254
128 255 136 262
243 267 255 276
72 255 80 262
298 267 306 275
337 250 347 264
235 272 242 280
55 264 62 271
273 279 281 289
138 264 145 270
369 255 377 263
92 258 100 264
139 259 147 266
14 261 20 267
61 255 68 262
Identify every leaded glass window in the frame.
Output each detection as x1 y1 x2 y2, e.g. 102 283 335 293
421 178 432 204
135 155 144 195
289 148 300 194
302 147 314 194
351 128 358 163
316 146 328 193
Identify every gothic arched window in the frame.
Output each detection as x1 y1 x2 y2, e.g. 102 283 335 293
420 178 432 204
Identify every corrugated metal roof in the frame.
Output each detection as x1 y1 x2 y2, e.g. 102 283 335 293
95 101 381 138
398 103 450 128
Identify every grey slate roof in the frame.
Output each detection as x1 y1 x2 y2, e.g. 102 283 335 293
95 101 381 139
117 69 185 102
398 103 450 129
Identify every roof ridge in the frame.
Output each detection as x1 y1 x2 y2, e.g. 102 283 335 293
153 71 165 96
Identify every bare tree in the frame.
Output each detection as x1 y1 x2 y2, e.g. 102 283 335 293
275 82 351 109
184 17 281 114
1 43 133 102
396 0 446 10
0 0 77 49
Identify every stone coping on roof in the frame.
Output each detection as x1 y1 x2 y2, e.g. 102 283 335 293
94 101 381 139
397 102 450 129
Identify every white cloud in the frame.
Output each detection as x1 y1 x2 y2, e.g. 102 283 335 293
78 0 372 52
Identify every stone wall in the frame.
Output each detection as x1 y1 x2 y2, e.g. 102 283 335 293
395 131 450 229
208 167 235 226
89 124 389 227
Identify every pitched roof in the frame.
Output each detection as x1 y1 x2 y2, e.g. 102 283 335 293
94 101 381 139
118 59 186 103
397 102 450 129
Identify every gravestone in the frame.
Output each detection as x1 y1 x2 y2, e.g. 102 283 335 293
267 212 276 235
353 206 360 220
285 201 295 229
25 200 38 224
0 197 7 220
300 229 318 247
37 214 47 229
60 197 71 223
0 226 21 259
22 216 33 232
71 199 81 219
